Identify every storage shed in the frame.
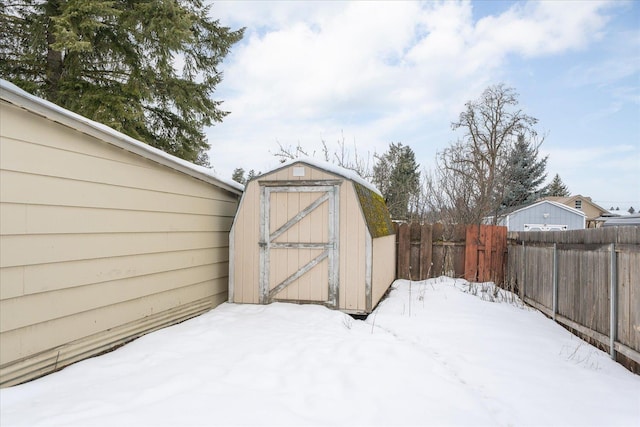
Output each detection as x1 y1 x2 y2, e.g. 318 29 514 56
497 200 586 231
230 159 396 314
0 80 243 387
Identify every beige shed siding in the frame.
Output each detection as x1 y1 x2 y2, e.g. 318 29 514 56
230 180 261 304
371 234 396 307
231 163 371 312
0 100 239 386
339 181 368 311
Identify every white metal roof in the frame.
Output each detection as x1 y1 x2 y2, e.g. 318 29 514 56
507 200 586 218
0 79 243 196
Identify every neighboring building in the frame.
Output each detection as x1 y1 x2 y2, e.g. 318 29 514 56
540 195 609 228
230 158 396 315
494 200 586 231
603 214 640 227
0 80 243 387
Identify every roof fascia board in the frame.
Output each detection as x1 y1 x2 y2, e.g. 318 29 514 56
509 200 586 218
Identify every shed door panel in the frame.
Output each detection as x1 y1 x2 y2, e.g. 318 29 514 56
260 185 338 307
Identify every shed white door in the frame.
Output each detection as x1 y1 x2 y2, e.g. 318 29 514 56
259 184 339 307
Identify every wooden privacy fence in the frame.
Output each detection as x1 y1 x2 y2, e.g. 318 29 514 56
394 223 507 285
506 227 640 368
465 224 507 285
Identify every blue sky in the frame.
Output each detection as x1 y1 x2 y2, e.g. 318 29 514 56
206 0 639 211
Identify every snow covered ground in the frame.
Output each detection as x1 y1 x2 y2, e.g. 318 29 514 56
1 278 638 426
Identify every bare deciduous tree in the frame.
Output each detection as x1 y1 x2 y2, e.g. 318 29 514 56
271 133 375 179
426 84 541 225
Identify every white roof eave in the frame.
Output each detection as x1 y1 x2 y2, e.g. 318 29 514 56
0 79 243 196
258 157 382 196
508 200 586 218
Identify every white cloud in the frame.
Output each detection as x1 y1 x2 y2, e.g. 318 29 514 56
473 1 611 58
206 0 632 206
211 1 343 32
542 144 640 206
221 2 424 120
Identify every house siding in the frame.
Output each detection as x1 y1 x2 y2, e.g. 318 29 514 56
503 202 584 231
541 196 608 227
0 99 240 387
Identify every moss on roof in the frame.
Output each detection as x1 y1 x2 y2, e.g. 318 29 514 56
353 182 395 238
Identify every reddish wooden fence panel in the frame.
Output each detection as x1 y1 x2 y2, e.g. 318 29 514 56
395 223 506 284
465 224 507 283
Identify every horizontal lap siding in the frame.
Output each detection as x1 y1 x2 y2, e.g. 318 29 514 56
371 234 396 309
230 180 260 304
0 102 239 386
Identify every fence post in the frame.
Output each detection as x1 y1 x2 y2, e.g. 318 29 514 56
553 243 558 321
521 240 526 300
609 243 617 361
397 223 411 279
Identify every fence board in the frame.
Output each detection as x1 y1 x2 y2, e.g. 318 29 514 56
492 226 507 284
464 225 479 282
409 223 419 280
396 223 504 283
617 251 631 350
397 223 410 279
630 253 640 352
476 225 486 280
452 225 467 278
419 223 432 280
463 225 506 284
507 226 640 371
574 251 584 328
481 224 491 281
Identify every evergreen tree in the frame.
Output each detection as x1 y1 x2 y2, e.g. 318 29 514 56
427 84 542 225
0 0 243 166
501 134 548 208
232 167 246 185
231 168 258 185
629 206 636 214
372 143 420 220
545 173 571 197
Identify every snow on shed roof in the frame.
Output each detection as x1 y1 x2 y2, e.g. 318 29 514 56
261 157 382 196
0 79 243 195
